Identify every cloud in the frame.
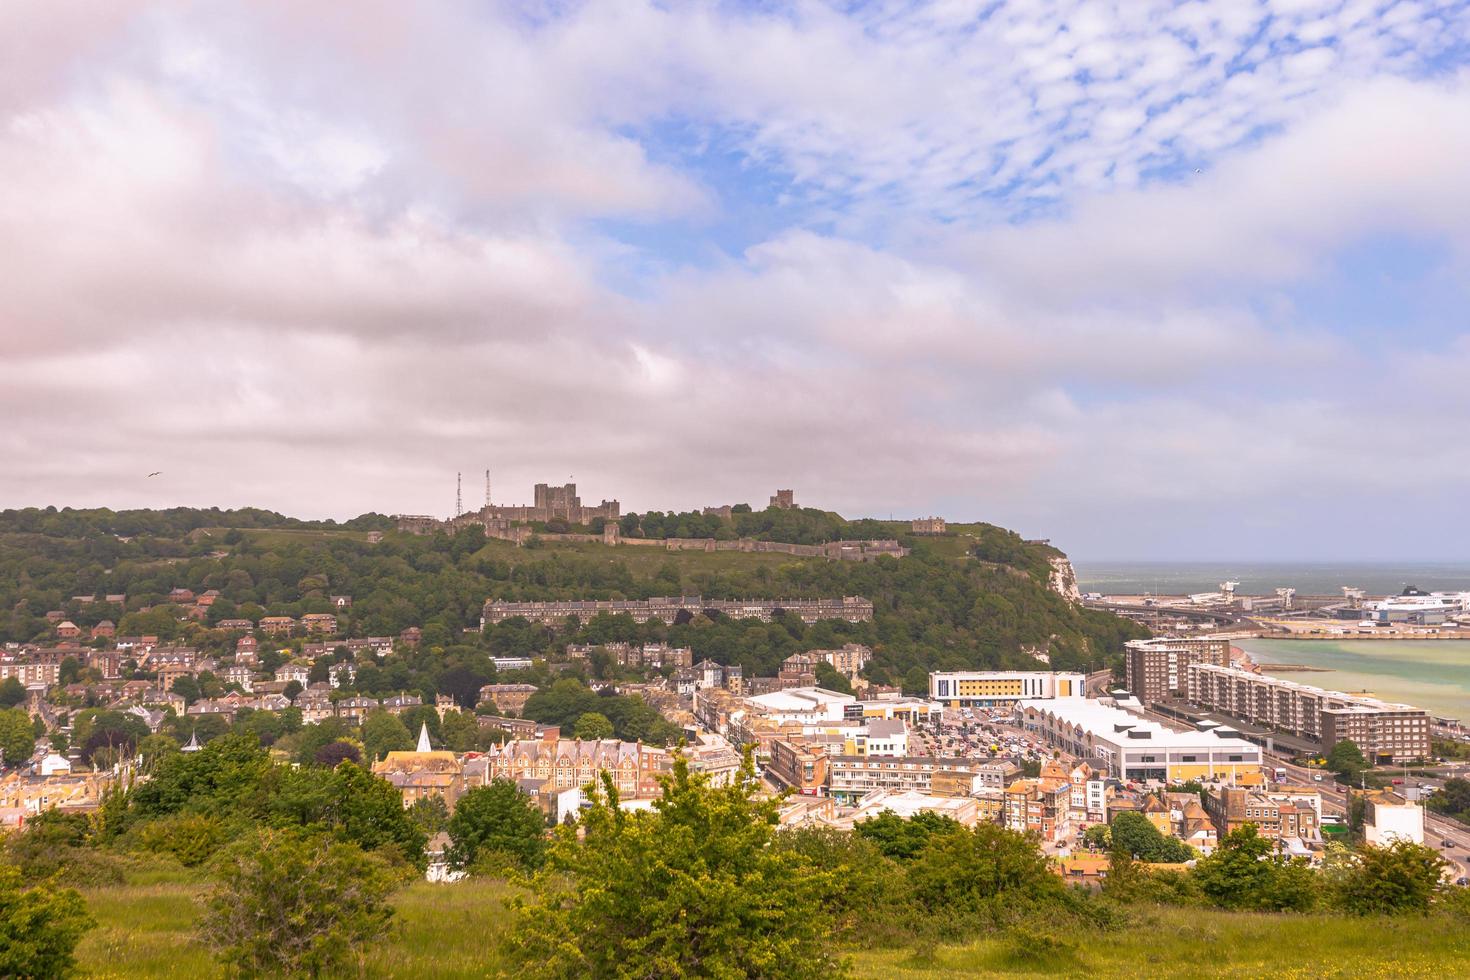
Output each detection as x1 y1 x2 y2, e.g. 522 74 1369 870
2 1 1470 560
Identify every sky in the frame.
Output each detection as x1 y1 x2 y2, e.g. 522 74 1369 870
3 0 1470 561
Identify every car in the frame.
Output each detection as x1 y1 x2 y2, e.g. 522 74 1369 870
1443 840 1455 848
1392 779 1404 785
1313 774 1323 782
1457 877 1470 887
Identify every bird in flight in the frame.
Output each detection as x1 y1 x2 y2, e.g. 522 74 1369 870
147 471 162 478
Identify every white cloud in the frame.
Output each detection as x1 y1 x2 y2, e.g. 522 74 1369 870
2 1 1469 559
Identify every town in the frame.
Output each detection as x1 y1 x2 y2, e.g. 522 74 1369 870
2 495 1469 977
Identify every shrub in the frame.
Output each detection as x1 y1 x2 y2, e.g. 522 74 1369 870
199 828 399 977
130 812 230 868
0 864 95 978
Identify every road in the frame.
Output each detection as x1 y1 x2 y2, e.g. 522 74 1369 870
1268 754 1470 880
1127 700 1470 880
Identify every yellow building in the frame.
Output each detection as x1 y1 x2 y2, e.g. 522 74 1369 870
371 724 465 810
929 671 1085 707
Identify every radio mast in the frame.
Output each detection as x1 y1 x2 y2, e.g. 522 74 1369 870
485 469 491 509
456 472 462 517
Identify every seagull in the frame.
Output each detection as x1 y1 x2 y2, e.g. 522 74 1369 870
147 471 162 478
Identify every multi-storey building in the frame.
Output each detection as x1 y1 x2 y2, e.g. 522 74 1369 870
929 670 1085 707
477 683 538 715
1123 637 1230 704
1017 699 1262 784
767 739 829 796
826 755 989 804
1003 776 1073 842
482 595 874 629
1204 786 1320 845
911 517 947 535
1187 664 1431 763
475 732 667 800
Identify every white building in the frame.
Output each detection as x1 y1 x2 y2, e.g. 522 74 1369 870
1017 699 1262 784
744 687 855 724
1363 791 1424 846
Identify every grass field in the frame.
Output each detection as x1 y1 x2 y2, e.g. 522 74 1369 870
75 872 1470 978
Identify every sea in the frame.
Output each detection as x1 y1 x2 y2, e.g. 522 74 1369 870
1239 638 1470 722
1072 561 1470 598
1072 561 1470 722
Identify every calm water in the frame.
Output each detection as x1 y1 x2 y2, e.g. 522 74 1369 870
1238 638 1470 722
1074 561 1470 597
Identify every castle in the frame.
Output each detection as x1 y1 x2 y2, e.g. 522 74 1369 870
396 480 619 533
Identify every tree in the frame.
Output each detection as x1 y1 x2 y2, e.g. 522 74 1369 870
0 708 36 766
0 864 94 977
1110 811 1193 863
1192 825 1318 912
1332 840 1447 915
448 780 547 872
1327 739 1368 783
0 677 25 708
905 823 1069 929
199 829 399 977
314 740 361 768
282 679 304 701
361 710 413 762
504 755 842 978
854 811 961 863
813 662 853 695
408 795 450 836
1082 824 1112 850
572 711 614 741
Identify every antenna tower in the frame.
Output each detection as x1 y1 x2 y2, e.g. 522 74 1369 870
485 469 491 509
456 472 462 517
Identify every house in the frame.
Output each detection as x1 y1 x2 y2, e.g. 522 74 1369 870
167 588 196 604
90 620 116 640
217 619 254 632
300 613 338 635
295 693 336 724
382 693 423 715
221 664 255 693
478 683 538 715
259 616 296 636
235 635 259 663
330 595 352 609
55 621 81 639
274 663 310 686
328 662 356 687
372 724 466 809
196 590 221 607
335 695 379 722
399 627 422 648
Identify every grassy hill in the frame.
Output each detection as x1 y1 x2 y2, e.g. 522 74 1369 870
76 871 1470 979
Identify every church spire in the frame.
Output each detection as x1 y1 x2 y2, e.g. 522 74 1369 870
417 722 432 753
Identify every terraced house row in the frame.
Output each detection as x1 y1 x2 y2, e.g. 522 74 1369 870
480 595 875 628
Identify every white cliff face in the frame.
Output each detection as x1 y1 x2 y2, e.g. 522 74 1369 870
1049 556 1081 602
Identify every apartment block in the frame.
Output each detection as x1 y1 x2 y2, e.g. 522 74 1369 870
1187 664 1431 763
1123 636 1230 704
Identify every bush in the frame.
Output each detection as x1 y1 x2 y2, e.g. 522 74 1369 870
999 925 1081 970
774 826 910 946
0 864 95 978
1332 840 1447 916
199 828 399 977
130 812 230 868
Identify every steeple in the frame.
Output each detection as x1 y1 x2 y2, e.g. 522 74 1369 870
417 722 432 753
